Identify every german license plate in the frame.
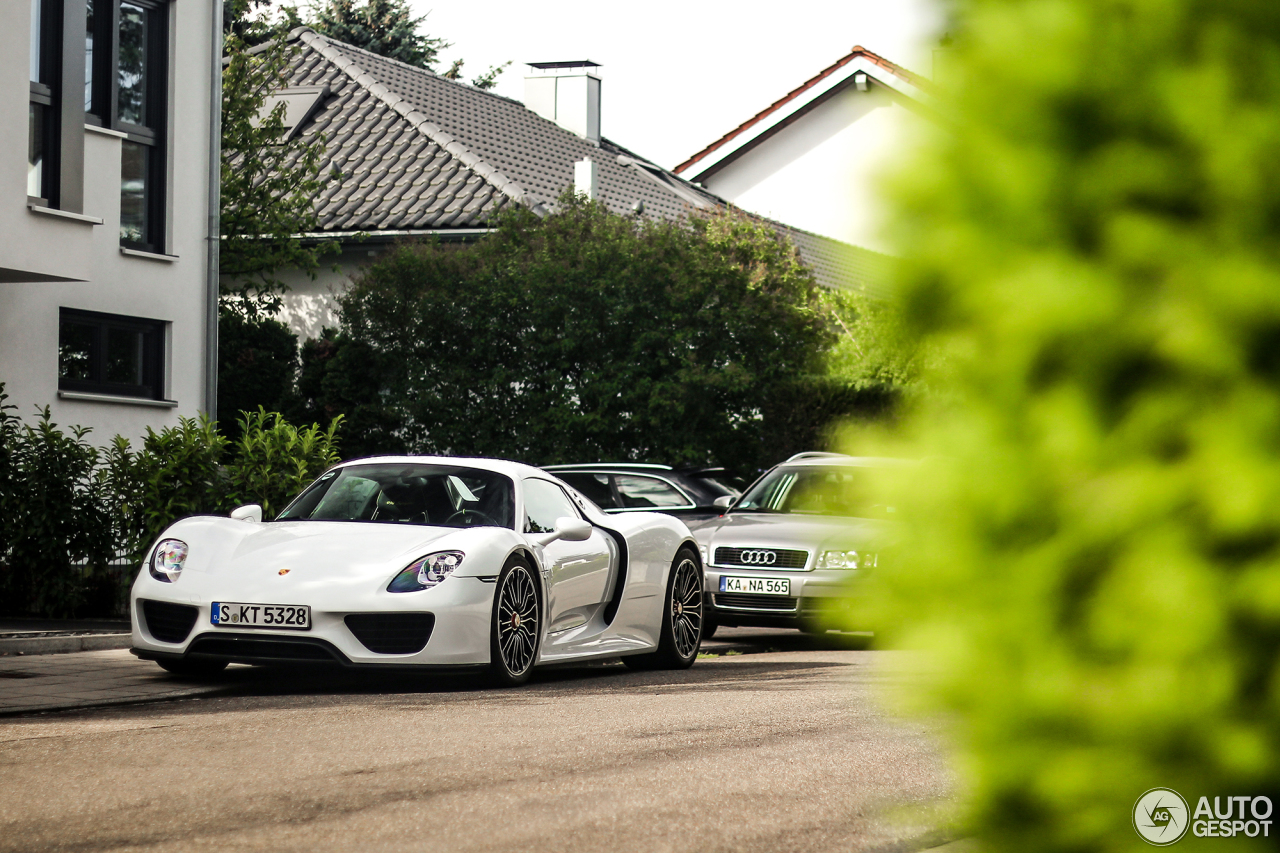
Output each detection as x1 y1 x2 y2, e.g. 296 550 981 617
211 602 311 630
719 576 790 595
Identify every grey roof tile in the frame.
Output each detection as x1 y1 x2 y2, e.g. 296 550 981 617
272 28 890 292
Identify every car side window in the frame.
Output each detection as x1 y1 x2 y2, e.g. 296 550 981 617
555 472 618 509
523 479 582 533
614 475 690 508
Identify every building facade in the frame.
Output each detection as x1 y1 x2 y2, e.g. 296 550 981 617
0 0 220 443
674 47 936 254
232 31 895 342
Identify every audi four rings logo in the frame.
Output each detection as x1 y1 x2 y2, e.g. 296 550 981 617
738 550 778 565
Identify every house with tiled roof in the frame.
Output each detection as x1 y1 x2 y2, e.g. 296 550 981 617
253 29 895 339
674 46 936 254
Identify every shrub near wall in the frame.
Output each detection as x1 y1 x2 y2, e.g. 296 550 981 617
0 395 113 618
861 1 1280 851
304 200 839 471
0 384 342 618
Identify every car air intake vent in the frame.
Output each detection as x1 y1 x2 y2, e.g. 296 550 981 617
187 634 341 662
141 600 199 643
345 613 435 655
715 547 808 569
714 593 798 612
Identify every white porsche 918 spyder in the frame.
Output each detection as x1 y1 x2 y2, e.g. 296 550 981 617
130 457 705 685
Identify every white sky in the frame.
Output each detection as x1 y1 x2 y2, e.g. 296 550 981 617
409 0 946 169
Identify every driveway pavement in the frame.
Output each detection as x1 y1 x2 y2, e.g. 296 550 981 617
0 627 869 717
0 643 955 853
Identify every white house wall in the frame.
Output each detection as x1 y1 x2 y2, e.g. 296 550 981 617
267 247 368 342
225 244 390 343
698 86 923 253
0 1 216 445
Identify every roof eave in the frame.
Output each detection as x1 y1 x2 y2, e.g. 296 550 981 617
674 52 935 179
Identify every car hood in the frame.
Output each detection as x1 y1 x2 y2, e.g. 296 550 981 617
694 512 896 554
161 517 490 584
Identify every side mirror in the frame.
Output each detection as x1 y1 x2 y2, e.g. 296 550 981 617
528 517 593 547
231 504 263 523
713 495 735 509
555 517 592 542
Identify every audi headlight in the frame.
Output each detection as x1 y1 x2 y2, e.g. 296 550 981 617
388 551 464 593
817 550 878 570
150 539 189 582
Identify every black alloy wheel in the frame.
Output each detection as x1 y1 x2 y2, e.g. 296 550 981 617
624 547 703 670
489 556 541 686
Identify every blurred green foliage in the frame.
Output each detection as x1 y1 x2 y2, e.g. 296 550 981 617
821 287 934 400
0 384 341 617
858 1 1280 850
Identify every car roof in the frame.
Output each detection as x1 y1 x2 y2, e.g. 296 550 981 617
542 463 675 472
335 455 551 480
776 456 917 469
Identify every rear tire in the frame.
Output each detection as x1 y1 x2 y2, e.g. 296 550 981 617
156 658 228 678
623 547 703 671
488 555 541 687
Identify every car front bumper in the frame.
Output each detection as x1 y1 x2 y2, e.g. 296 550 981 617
130 571 496 668
702 566 861 628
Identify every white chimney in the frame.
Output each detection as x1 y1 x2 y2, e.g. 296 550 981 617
525 61 602 144
574 159 598 200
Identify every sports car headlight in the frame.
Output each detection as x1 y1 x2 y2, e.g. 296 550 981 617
149 539 189 582
817 550 878 570
388 551 464 593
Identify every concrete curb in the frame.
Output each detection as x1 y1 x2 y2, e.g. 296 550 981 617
0 633 132 656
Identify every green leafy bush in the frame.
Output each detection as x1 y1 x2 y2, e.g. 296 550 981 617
0 383 342 617
859 1 1280 850
0 394 113 618
216 310 299 441
103 416 231 570
227 408 342 517
304 199 869 471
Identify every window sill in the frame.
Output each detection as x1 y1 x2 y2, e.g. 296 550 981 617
58 390 178 408
84 124 128 139
28 205 103 225
120 247 178 262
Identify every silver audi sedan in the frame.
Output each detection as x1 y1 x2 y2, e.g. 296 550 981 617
694 454 911 635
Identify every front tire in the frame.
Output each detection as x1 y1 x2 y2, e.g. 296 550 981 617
624 547 703 671
488 555 541 687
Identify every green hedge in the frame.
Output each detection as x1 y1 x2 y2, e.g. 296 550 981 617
0 387 340 618
858 0 1280 850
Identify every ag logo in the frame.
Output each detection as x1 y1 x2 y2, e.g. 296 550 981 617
1134 788 1190 845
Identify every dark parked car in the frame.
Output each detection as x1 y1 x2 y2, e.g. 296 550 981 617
543 464 742 529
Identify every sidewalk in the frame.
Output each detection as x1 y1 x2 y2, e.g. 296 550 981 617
0 617 132 656
0 647 231 716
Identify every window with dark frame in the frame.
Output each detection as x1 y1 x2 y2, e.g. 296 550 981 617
86 0 168 252
58 308 166 400
29 0 62 205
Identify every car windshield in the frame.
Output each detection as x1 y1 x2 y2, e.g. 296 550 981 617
733 464 905 519
275 463 516 529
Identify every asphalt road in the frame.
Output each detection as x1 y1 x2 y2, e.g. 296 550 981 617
0 632 953 853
